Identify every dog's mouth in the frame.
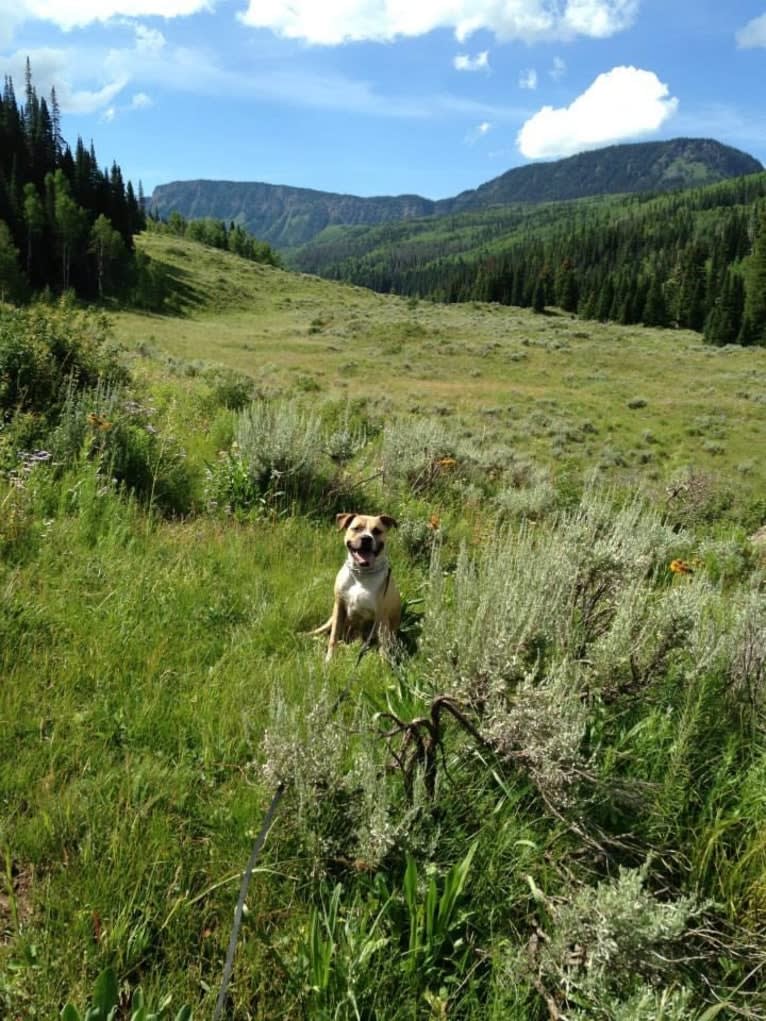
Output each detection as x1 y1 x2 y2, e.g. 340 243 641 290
348 540 380 568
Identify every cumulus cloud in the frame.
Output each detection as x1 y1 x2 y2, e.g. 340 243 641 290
454 50 489 71
0 0 208 45
517 65 678 159
736 12 766 48
238 0 639 45
519 68 538 89
130 91 153 108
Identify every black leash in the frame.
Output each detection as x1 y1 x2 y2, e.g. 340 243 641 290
212 783 285 1021
212 620 384 1018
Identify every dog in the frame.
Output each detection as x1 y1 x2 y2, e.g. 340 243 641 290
311 513 401 662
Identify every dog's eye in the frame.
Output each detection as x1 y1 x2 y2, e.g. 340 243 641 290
372 527 382 536
352 525 364 532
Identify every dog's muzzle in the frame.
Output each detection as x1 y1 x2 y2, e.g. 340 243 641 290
348 534 381 568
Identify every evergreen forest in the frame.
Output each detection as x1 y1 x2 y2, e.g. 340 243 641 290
0 63 280 307
292 174 766 346
0 61 147 302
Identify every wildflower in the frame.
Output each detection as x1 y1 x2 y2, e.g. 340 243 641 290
669 558 694 575
427 514 441 531
437 456 457 469
87 413 112 432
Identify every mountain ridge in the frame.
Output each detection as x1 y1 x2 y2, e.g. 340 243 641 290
149 138 763 250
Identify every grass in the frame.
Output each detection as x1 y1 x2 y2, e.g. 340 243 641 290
110 235 766 526
2 238 766 1018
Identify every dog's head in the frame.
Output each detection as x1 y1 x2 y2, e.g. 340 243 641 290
337 512 398 569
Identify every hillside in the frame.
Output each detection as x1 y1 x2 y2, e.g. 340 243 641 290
291 170 766 344
4 232 766 1017
447 137 763 211
149 179 437 250
4 234 766 1016
109 233 766 508
149 137 762 250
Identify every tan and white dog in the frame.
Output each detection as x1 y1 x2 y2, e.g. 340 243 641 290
312 512 401 661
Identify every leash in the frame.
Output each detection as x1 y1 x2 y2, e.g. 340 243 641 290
212 784 285 1021
212 627 382 1018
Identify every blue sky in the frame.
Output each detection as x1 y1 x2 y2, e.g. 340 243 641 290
1 1 765 200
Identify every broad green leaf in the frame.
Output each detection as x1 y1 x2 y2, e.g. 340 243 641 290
92 967 119 1017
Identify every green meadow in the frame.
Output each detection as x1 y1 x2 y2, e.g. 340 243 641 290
113 235 766 521
2 233 766 1019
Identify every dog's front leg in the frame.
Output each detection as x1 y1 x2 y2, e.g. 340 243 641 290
326 598 346 662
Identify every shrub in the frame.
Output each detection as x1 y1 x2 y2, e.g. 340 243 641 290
208 399 356 516
397 515 441 565
204 367 258 411
381 417 461 497
518 863 703 1020
420 487 682 806
493 471 557 523
0 302 123 419
48 384 193 516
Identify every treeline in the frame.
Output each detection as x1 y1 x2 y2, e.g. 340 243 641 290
0 61 150 303
295 174 766 345
147 210 282 267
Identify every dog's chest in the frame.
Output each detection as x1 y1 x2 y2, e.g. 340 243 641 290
337 569 384 621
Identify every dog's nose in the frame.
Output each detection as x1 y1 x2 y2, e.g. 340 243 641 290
359 534 374 549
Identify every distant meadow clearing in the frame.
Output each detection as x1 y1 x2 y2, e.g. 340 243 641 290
112 236 766 523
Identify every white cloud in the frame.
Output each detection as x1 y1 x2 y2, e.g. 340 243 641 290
133 24 167 52
736 12 766 48
550 55 566 80
238 0 639 46
453 50 489 72
98 36 520 120
24 0 212 30
465 120 492 144
0 0 207 45
99 89 153 120
0 47 128 112
517 65 678 159
519 68 538 90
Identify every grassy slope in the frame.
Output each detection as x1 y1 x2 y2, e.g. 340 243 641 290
3 235 766 1017
114 234 766 519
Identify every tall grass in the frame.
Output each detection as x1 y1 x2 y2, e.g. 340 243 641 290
2 298 766 1018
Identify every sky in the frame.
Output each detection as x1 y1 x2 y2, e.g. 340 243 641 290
1 1 765 201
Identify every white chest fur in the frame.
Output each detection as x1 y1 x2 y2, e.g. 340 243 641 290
336 563 388 622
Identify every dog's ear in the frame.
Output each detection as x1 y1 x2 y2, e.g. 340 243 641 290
336 512 356 530
379 515 398 529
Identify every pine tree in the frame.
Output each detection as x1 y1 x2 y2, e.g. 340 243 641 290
642 276 669 328
739 209 766 346
704 269 743 346
532 274 546 314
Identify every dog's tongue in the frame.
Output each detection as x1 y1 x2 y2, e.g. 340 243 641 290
353 549 373 567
